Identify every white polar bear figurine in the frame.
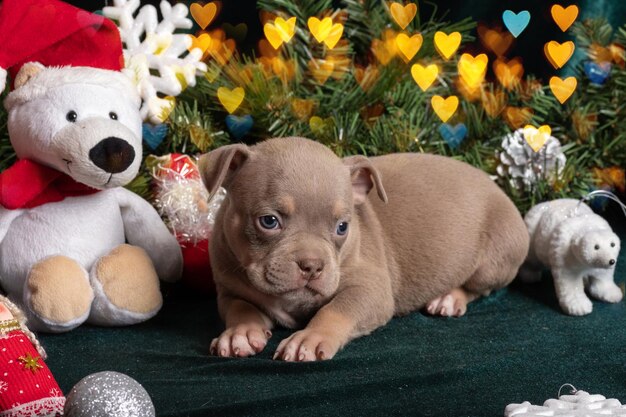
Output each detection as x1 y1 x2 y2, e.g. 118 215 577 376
520 198 622 316
0 62 183 332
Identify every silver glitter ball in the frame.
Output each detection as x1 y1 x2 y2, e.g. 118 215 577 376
64 371 155 417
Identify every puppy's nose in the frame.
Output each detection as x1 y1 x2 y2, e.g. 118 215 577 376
609 259 616 266
89 137 135 173
297 258 324 280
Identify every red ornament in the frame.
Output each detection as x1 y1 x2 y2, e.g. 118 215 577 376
0 303 65 416
152 154 218 294
180 235 215 293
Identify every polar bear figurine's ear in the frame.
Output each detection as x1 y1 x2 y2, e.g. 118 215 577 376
14 62 45 89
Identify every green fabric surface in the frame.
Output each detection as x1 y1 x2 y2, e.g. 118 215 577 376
40 222 626 417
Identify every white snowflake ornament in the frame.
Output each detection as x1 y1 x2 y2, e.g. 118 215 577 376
103 0 207 124
505 389 626 417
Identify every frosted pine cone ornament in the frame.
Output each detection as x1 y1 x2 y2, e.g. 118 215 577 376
496 129 566 190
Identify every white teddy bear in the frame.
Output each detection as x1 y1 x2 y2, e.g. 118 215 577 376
0 62 183 332
520 198 622 316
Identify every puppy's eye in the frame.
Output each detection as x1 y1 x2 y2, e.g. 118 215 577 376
259 215 280 230
66 110 78 123
611 242 616 247
109 112 118 120
336 222 349 236
594 244 600 250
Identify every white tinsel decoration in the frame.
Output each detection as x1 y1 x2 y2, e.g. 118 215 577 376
152 155 225 245
496 128 567 190
103 0 207 124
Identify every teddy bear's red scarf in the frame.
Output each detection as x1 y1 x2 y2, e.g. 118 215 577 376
0 159 99 210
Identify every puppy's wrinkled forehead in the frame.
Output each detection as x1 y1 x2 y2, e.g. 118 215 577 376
236 138 352 211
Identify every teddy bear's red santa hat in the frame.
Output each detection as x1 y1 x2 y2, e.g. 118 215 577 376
0 0 124 92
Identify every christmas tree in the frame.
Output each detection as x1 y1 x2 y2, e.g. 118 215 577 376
1 0 625 213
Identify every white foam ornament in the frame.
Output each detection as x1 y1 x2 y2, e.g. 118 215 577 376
505 389 626 417
103 0 207 124
520 196 622 316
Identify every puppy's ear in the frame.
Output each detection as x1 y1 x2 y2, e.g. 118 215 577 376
199 144 250 198
343 155 388 205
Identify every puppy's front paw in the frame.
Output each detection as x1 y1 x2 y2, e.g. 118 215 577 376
210 324 272 358
274 329 342 362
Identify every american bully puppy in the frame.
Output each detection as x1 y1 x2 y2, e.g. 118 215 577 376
199 137 529 361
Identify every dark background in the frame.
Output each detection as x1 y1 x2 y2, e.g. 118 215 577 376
66 0 626 80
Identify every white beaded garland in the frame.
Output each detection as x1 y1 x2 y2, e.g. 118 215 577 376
505 386 626 417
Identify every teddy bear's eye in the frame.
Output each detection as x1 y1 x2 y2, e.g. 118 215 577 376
611 242 616 247
109 112 118 120
66 111 77 123
594 244 600 250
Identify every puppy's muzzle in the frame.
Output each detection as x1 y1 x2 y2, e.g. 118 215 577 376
297 257 324 281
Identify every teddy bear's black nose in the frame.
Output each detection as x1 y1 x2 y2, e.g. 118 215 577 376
89 137 135 174
609 259 616 265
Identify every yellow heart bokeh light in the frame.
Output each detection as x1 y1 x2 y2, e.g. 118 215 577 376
544 40 575 69
410 63 438 91
431 95 459 122
308 59 336 84
551 4 578 32
291 98 317 121
217 86 245 114
264 17 297 49
458 53 488 90
308 17 344 49
309 115 335 134
504 106 533 129
396 33 423 62
523 125 551 152
191 30 235 65
371 29 399 65
434 31 462 60
390 2 418 30
549 76 577 104
493 57 524 89
477 24 514 57
190 2 219 30
354 65 380 91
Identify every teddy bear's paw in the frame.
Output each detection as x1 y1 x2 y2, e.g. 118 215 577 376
25 256 94 332
588 278 624 304
88 244 163 326
559 294 593 316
